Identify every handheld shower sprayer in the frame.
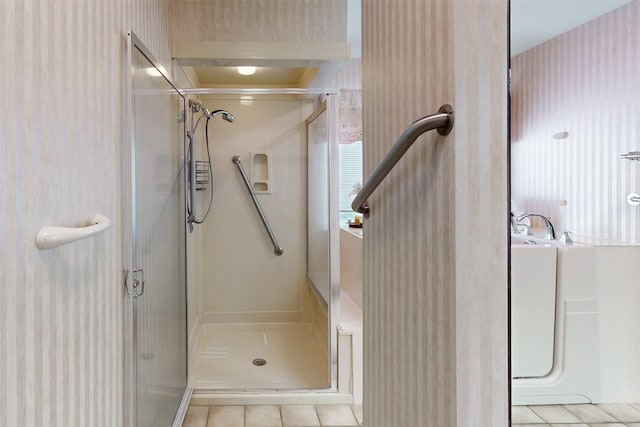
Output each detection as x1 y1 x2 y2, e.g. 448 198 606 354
209 109 235 123
186 99 236 232
189 100 235 133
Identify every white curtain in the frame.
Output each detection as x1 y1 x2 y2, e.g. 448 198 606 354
338 89 362 144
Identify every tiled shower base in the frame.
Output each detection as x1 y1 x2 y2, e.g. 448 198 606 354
190 323 328 390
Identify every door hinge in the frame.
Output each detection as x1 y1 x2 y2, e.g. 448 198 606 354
125 268 145 298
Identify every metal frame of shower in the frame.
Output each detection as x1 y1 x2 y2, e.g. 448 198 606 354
181 87 342 395
125 31 191 427
305 95 341 393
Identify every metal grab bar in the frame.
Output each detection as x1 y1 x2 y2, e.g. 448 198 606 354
351 104 455 217
232 155 284 256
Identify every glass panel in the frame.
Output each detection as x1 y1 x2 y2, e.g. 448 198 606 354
131 44 187 426
307 105 330 304
306 99 339 390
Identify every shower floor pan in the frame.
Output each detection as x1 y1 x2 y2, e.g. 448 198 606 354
190 323 328 391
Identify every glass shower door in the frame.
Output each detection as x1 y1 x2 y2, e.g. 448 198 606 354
307 102 331 304
127 33 188 427
306 97 340 389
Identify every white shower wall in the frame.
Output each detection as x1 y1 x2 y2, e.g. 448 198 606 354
0 1 173 426
197 96 316 322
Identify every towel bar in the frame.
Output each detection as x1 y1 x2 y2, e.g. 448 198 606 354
36 214 111 250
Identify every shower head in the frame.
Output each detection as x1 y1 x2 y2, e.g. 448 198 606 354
189 100 235 134
209 109 235 123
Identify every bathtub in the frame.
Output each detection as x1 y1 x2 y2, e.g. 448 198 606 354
512 235 640 404
511 235 558 378
339 226 363 406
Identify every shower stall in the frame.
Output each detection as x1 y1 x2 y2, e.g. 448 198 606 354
126 33 344 427
183 91 342 402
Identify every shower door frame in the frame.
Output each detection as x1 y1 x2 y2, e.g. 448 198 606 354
124 31 191 427
305 96 341 391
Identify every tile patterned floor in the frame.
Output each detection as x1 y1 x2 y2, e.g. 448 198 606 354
512 403 640 426
184 402 640 426
182 404 362 427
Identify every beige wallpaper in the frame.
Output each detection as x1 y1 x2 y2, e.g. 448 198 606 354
512 0 640 243
171 0 347 43
331 59 362 90
0 1 172 426
452 2 509 424
362 0 508 425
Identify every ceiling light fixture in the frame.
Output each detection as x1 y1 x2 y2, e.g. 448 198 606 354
237 66 257 76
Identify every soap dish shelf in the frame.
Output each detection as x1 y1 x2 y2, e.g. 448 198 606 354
195 161 210 191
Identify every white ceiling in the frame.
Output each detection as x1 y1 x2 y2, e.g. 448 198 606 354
511 0 634 56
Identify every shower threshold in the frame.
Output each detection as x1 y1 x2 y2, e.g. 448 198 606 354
189 389 352 406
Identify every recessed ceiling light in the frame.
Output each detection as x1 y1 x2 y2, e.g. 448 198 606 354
237 66 257 76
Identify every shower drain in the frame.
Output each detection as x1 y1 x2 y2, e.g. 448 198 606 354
252 358 267 367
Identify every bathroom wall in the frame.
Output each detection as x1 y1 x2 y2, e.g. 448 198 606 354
170 0 347 44
197 96 315 322
0 1 172 426
512 0 640 242
362 0 508 425
331 59 362 90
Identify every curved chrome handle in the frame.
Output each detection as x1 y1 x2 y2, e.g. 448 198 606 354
352 105 454 217
627 193 640 206
36 214 111 250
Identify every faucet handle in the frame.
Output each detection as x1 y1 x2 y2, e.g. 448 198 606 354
510 213 530 235
559 230 573 245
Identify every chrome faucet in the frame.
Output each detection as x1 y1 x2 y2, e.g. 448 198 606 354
515 213 556 240
510 213 519 234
